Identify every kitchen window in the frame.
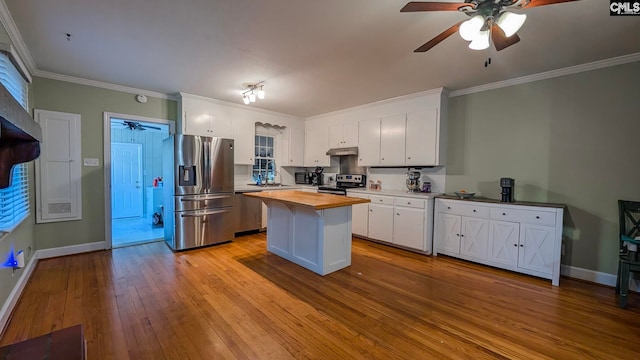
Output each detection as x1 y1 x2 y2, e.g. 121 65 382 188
0 50 30 235
253 134 275 183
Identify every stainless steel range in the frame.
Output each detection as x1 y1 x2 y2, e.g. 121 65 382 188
317 174 366 195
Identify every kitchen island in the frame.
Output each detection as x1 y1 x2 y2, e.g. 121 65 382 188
243 190 370 275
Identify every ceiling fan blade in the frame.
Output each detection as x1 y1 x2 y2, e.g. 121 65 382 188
414 21 463 52
401 2 474 12
491 24 520 51
144 125 162 130
520 0 581 8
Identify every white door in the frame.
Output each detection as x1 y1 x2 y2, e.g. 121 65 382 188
460 217 489 260
112 142 143 218
357 118 380 167
488 220 519 266
406 108 438 166
518 224 555 275
393 207 425 250
368 204 394 243
436 213 462 254
380 114 406 166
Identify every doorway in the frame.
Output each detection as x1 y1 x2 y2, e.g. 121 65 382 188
104 112 173 249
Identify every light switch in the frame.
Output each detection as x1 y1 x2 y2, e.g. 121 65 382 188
83 158 99 167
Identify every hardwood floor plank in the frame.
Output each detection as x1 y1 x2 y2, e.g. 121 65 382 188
2 233 640 359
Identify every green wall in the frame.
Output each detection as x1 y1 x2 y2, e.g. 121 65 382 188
446 61 640 274
32 77 177 249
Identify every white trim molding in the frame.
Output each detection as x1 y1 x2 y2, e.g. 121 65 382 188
36 241 106 259
450 53 640 97
0 253 37 334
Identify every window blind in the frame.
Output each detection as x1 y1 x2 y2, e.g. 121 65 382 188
0 51 30 234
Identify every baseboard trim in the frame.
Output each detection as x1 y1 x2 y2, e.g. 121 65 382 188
0 254 38 335
37 241 106 259
559 264 640 292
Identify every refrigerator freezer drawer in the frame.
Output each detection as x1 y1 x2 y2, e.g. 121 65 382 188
169 207 234 250
174 193 234 211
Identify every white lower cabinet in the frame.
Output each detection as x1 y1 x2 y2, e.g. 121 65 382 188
434 198 564 285
350 193 369 237
348 191 434 254
368 195 394 243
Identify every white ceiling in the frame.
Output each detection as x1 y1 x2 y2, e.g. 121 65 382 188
3 0 639 117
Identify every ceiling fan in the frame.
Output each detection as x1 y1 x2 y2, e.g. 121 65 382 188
120 120 161 131
401 0 581 53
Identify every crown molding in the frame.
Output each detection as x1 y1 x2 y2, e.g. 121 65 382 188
178 92 304 120
449 52 640 97
35 69 176 100
0 0 36 75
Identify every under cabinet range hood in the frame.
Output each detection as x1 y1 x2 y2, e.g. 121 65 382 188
0 82 41 189
325 147 358 156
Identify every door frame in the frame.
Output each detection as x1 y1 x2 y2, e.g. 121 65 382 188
103 112 175 249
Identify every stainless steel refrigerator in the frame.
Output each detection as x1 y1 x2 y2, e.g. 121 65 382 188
162 135 234 250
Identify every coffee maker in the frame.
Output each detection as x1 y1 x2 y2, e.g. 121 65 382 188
500 177 515 202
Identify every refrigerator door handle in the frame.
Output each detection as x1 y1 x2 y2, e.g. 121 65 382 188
180 195 231 202
203 140 211 191
180 209 231 218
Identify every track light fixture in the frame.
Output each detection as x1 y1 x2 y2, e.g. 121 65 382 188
242 82 265 105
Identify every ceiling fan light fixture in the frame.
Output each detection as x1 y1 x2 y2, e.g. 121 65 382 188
497 12 527 38
249 91 256 103
242 95 250 105
257 85 265 100
459 15 485 41
469 29 490 50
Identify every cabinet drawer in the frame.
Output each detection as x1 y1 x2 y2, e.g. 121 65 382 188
490 208 556 226
394 197 425 209
369 195 394 205
438 200 489 218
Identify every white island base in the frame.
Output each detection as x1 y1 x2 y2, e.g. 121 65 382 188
265 201 353 276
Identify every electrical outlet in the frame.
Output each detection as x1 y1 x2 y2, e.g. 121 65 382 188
83 158 99 167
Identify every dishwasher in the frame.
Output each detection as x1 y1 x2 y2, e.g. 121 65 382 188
234 192 263 234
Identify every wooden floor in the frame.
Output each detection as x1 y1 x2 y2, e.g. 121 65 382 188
2 234 640 359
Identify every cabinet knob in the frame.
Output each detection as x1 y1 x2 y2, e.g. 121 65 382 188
536 216 540 219
407 202 411 204
513 244 518 247
461 234 464 237
407 157 411 159
448 206 451 209
502 213 506 216
396 213 400 216
473 209 476 212
369 209 373 212
456 233 460 237
520 244 524 247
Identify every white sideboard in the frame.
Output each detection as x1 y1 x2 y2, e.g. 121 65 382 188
433 197 564 286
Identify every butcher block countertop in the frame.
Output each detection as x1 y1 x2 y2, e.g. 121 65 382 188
244 190 370 210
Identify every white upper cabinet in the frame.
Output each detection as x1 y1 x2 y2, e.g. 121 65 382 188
329 120 358 148
232 116 255 165
304 121 330 167
179 93 233 138
357 118 380 167
282 127 304 167
379 114 406 166
406 108 440 166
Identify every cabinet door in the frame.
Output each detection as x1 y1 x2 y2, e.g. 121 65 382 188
304 121 330 166
213 116 233 139
232 118 255 165
358 118 380 166
287 127 304 167
518 224 555 275
350 194 369 237
368 204 393 243
460 217 489 260
488 220 519 266
406 108 438 166
393 207 425 250
436 213 461 253
181 96 214 136
342 121 359 147
328 123 344 148
380 114 406 166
